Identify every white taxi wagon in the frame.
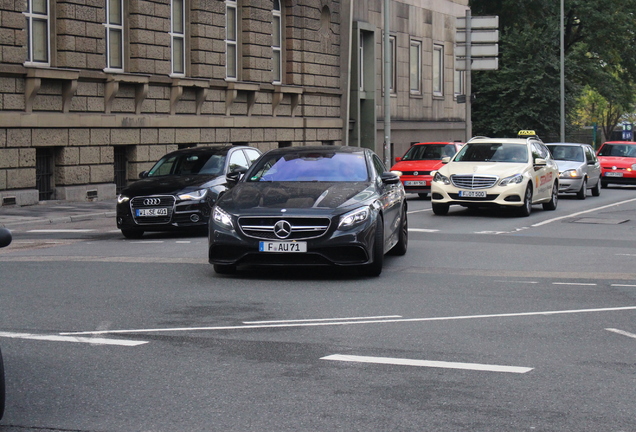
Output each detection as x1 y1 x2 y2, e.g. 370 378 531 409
430 131 560 217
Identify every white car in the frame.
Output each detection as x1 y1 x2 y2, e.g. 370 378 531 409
546 143 601 199
430 133 560 217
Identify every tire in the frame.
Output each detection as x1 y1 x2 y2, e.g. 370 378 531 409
576 179 587 200
364 217 384 277
601 180 608 189
389 206 408 256
543 182 558 211
432 203 449 216
591 179 601 196
517 184 533 217
0 347 5 421
213 264 237 275
417 193 428 199
121 228 144 239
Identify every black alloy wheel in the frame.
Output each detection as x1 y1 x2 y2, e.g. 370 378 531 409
389 206 408 256
364 217 384 277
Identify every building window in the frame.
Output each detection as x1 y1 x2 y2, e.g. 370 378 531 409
359 33 364 91
433 44 444 97
390 35 396 94
25 0 50 65
454 69 464 97
272 0 282 84
105 0 124 71
226 0 238 80
410 39 422 94
171 0 185 76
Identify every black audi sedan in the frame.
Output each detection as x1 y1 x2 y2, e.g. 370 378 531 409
208 146 408 276
117 145 261 238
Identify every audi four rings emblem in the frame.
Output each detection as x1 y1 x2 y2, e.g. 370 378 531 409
274 220 292 239
144 198 161 206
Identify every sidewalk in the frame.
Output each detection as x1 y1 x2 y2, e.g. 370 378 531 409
0 199 116 227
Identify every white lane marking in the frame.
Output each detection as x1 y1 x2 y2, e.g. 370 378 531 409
0 331 147 346
129 241 164 244
243 315 402 324
532 197 636 227
60 306 636 336
612 284 636 287
27 229 95 233
616 254 636 257
321 354 533 374
552 282 597 286
494 280 538 284
605 328 636 340
409 228 439 233
407 209 432 214
175 241 191 244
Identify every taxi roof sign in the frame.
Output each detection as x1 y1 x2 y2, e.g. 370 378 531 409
518 130 538 137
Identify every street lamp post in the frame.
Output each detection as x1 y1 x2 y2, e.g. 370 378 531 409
383 0 391 168
560 0 565 142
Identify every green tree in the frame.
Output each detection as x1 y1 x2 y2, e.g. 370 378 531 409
468 0 636 139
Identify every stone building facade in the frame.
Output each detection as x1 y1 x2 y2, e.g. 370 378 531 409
0 0 468 205
0 0 344 205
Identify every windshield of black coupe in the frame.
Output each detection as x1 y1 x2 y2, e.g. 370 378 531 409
402 144 457 160
248 152 369 182
147 153 226 177
454 143 528 163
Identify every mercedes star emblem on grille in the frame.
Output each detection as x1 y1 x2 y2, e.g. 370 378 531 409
143 198 161 206
274 220 292 239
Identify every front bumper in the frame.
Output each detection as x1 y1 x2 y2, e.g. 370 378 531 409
557 177 584 193
601 170 636 184
208 218 375 268
117 197 212 231
400 175 433 194
430 181 526 207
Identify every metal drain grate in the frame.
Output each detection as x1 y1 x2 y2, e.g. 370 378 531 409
572 218 629 225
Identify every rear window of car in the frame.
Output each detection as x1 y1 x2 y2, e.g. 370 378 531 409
248 152 369 182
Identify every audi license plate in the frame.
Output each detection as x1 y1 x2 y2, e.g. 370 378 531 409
136 208 168 217
459 190 487 198
404 181 426 186
605 172 623 177
259 241 307 253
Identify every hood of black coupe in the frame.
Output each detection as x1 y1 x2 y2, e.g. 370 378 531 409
122 175 222 197
219 182 375 212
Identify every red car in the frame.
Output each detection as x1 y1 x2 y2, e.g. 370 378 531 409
390 142 464 198
597 141 636 187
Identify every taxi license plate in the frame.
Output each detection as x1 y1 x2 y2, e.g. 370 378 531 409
136 208 168 217
605 172 623 177
459 190 487 198
259 241 307 253
404 181 426 186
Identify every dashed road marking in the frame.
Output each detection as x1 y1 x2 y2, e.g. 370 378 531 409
605 328 636 340
0 331 147 346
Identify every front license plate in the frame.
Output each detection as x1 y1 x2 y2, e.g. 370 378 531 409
259 241 307 253
136 208 168 217
605 172 623 177
404 181 426 186
459 190 487 198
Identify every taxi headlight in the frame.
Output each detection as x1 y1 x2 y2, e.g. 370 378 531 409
499 173 524 186
117 194 130 204
559 169 580 179
212 206 233 228
433 172 450 185
338 206 370 229
178 189 208 200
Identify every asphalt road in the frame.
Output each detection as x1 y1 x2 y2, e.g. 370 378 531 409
1 187 635 431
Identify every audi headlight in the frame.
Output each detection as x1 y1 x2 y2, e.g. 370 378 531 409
433 172 450 185
559 169 580 179
212 206 233 228
338 206 370 229
499 173 524 186
117 194 130 204
178 189 208 200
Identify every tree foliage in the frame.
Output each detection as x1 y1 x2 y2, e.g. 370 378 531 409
468 0 636 139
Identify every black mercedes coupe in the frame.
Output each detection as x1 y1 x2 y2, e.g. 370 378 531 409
116 145 261 238
208 146 408 276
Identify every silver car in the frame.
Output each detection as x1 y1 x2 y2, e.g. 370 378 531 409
546 143 601 199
